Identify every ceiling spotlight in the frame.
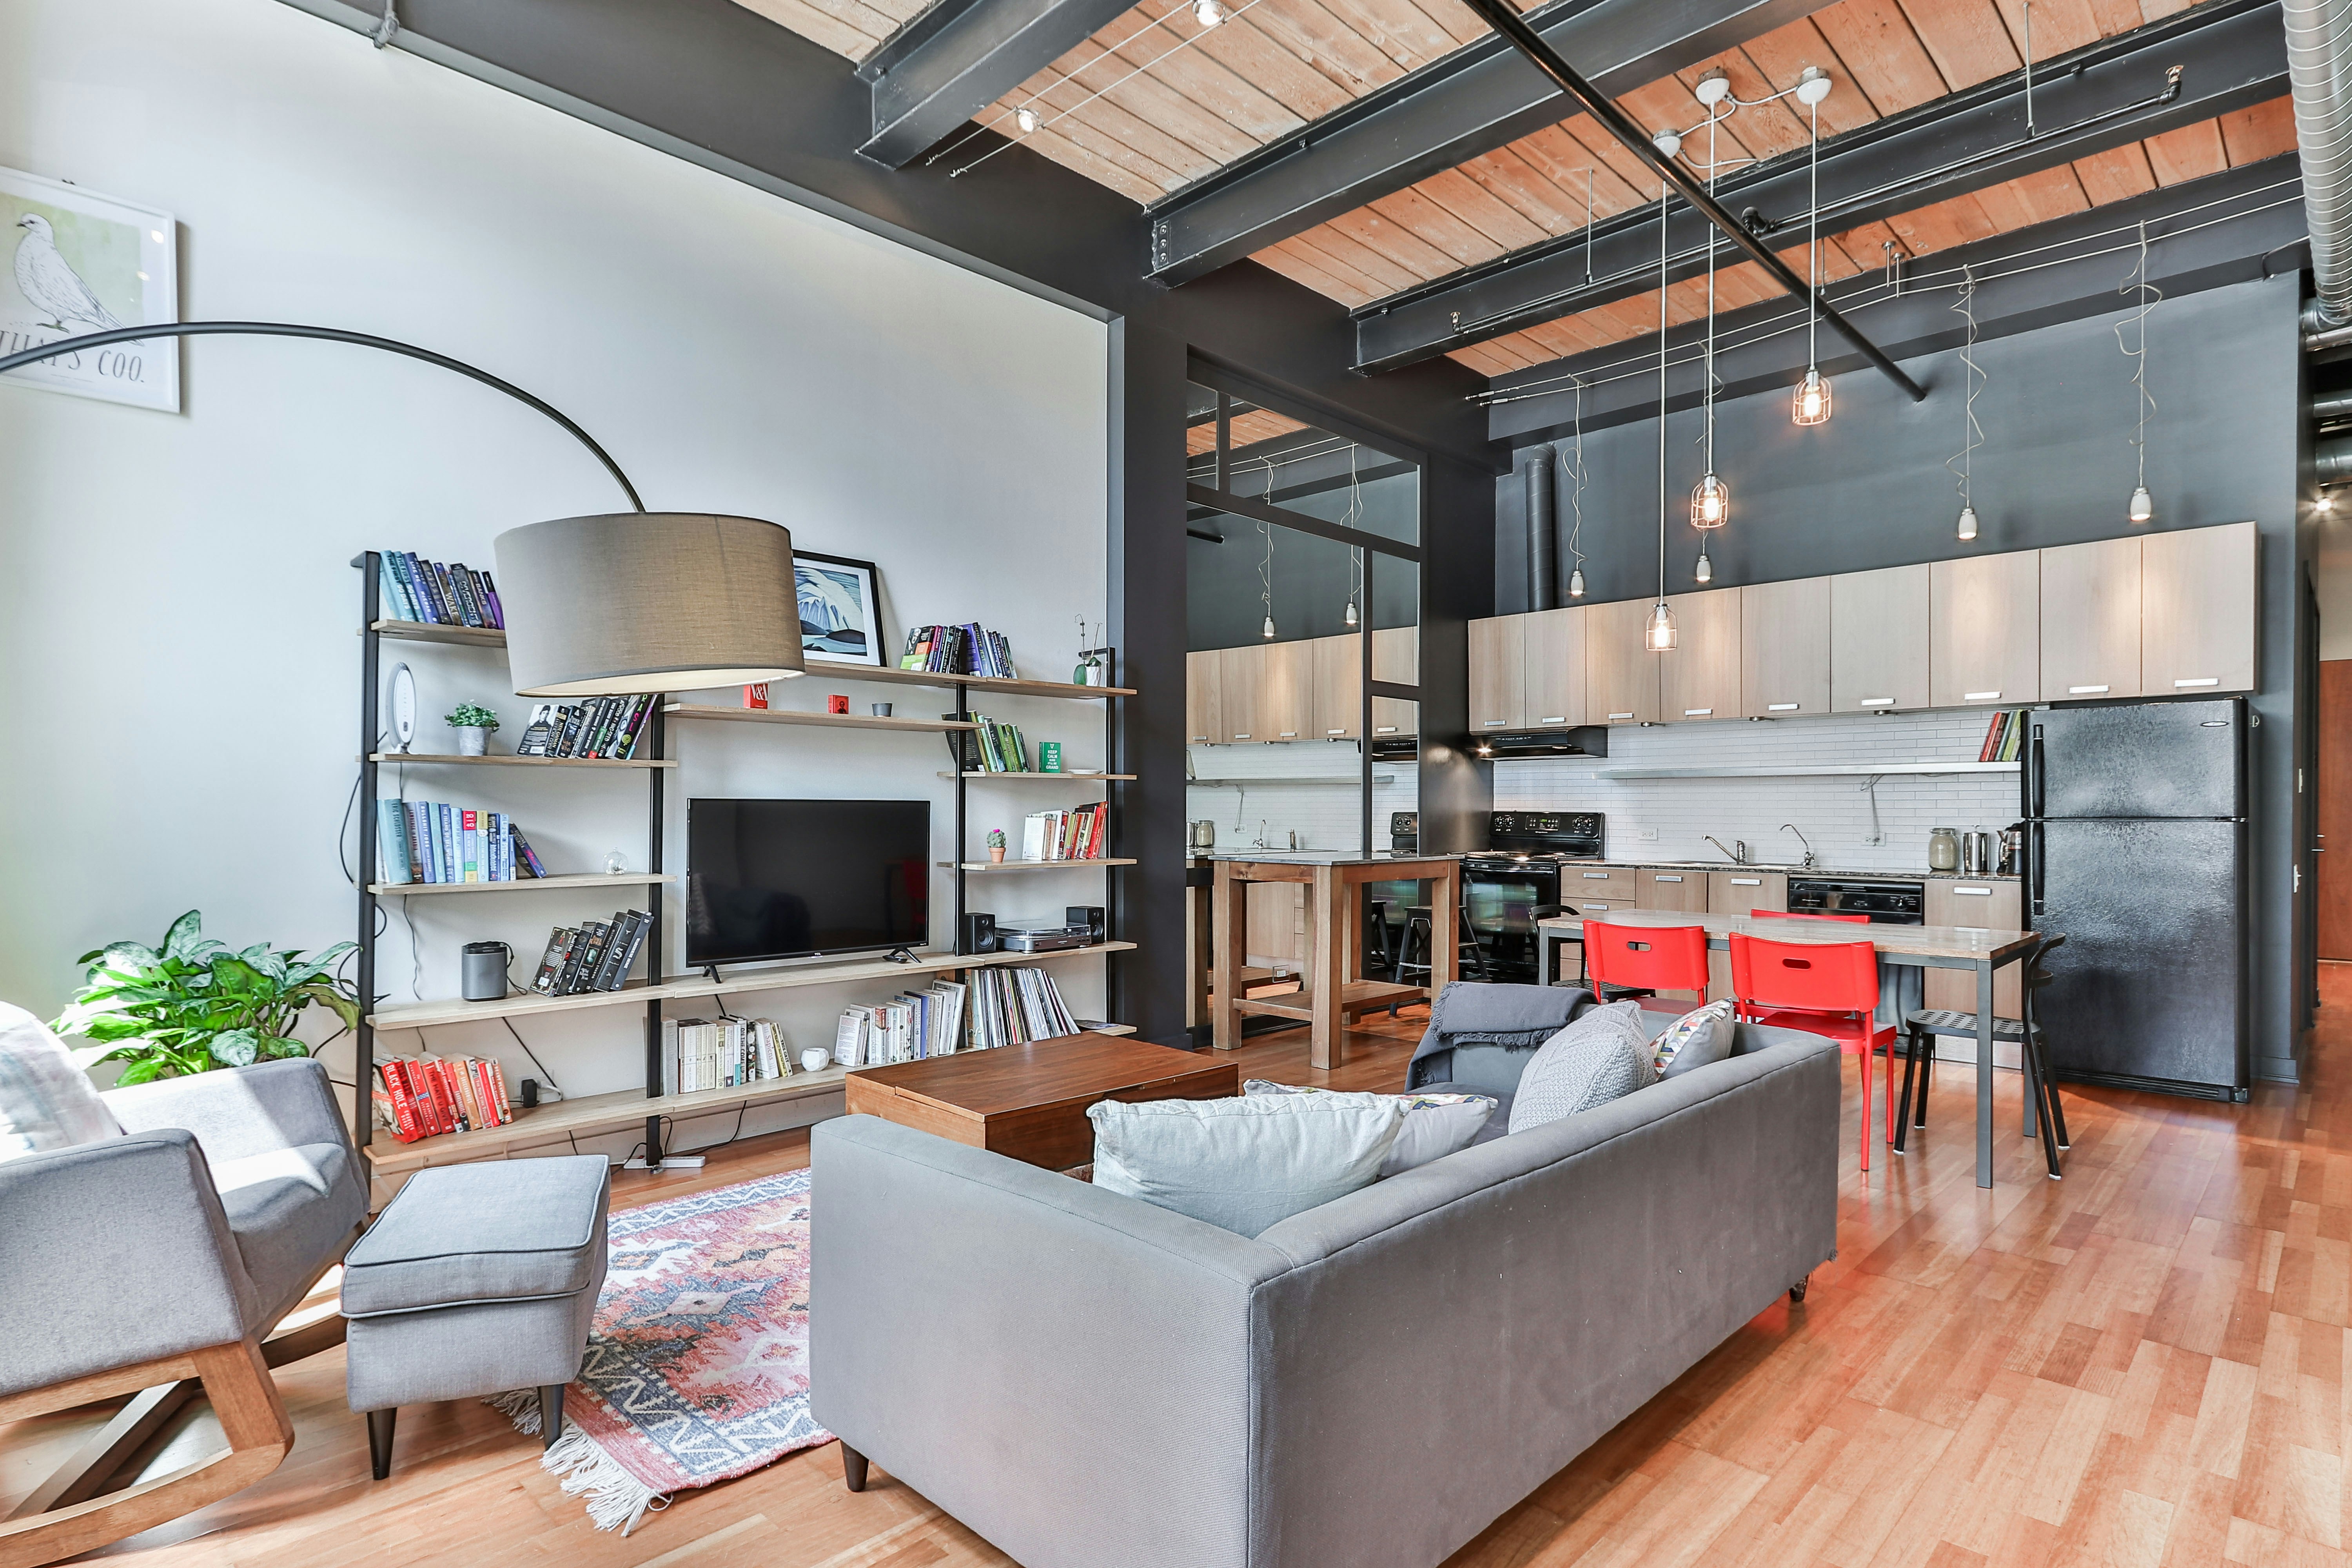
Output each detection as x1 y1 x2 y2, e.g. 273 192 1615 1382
2129 486 2154 524
1193 0 1226 26
1795 66 1833 106
1690 471 1729 529
1792 367 1831 426
1957 505 1979 542
1014 106 1041 133
1652 127 1683 159
1568 567 1586 598
1694 68 1733 107
1645 600 1679 652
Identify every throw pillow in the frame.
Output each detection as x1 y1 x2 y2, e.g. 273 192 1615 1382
1648 998 1738 1078
1088 1093 1402 1237
0 1001 121 1163
1507 1000 1657 1135
1242 1080 1497 1176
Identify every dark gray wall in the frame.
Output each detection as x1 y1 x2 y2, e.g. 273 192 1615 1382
1491 272 2307 1082
1189 470 1419 651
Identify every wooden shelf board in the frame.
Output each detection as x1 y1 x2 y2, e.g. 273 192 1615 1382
368 872 677 897
366 940 1138 1029
944 858 1138 872
368 751 675 769
1088 1023 1139 1036
1233 978 1422 1022
805 660 1133 701
368 619 507 648
663 703 975 733
940 771 1136 781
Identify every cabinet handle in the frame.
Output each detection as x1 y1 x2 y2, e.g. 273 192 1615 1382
1581 902 1610 911
1964 691 2001 702
1376 726 1398 733
1540 716 1567 724
1483 719 1509 727
2068 684 2110 695
1232 733 1251 740
1278 731 1298 738
1952 886 1993 896
2174 677 2220 688
1326 728 1345 735
1192 735 1209 742
1768 702 1799 712
1860 698 1896 708
1730 877 1762 886
1608 711 1635 720
1583 871 1613 879
1655 875 1683 883
1683 708 1713 716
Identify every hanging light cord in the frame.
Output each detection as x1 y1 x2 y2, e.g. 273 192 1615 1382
1947 265 1984 509
1657 180 1670 607
2116 220 2161 493
1703 111 1719 479
1563 374 1588 583
1807 94 1821 373
1259 519 1275 623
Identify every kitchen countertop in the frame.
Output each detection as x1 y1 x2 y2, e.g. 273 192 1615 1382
1194 850 1464 866
1550 858 2019 882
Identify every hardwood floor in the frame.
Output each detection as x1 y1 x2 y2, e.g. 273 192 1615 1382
12 985 2347 1567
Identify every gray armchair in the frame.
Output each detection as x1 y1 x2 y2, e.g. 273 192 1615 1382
0 1058 367 1566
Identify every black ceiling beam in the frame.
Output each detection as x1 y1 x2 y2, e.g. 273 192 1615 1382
1356 0 2285 372
1144 0 1831 284
1450 0 1924 397
857 0 1140 167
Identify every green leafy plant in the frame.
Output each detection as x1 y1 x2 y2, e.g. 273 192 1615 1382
53 911 361 1083
446 702 500 730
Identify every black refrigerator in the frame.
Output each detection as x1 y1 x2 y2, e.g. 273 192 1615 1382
2022 698 2250 1100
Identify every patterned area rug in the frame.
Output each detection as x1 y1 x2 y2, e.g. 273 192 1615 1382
490 1169 828 1532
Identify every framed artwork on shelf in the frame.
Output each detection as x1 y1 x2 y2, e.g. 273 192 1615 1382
0 167 179 412
795 550 883 668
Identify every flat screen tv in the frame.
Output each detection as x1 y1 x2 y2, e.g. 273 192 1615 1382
686 798 930 966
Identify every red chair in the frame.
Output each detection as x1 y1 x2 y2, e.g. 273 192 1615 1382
1729 932 1899 1172
1583 921 1709 1008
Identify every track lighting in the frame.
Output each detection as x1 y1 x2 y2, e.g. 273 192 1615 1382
1690 471 1728 529
1192 0 1226 26
1694 546 1713 584
1792 367 1831 426
1645 600 1678 652
2129 486 2154 524
1568 567 1585 598
1957 505 1978 542
1014 106 1040 133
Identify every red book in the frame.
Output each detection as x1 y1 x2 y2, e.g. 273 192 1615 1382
429 1059 473 1132
469 1059 504 1126
485 1059 516 1121
399 1059 447 1136
374 1065 424 1143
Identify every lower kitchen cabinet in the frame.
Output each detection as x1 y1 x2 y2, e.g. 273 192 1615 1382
1922 880 2023 1052
1706 871 1787 1002
1245 881 1305 969
1638 870 1708 1002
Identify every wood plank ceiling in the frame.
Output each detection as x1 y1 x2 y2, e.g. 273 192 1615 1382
748 0 2296 380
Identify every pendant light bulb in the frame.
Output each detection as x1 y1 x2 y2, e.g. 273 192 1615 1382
2128 486 2154 524
1343 599 1359 627
1690 471 1729 530
1192 0 1226 25
1261 615 1276 639
1568 568 1586 599
1644 599 1679 652
1957 505 1978 542
1694 547 1713 585
1792 368 1831 426
2319 491 2336 514
1014 105 1041 133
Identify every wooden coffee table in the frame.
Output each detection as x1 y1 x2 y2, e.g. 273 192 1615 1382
843 1032 1239 1171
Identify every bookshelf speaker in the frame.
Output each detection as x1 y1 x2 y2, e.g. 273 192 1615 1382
960 913 998 954
1065 906 1105 942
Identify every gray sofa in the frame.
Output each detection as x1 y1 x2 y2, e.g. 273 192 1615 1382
809 1010 1840 1568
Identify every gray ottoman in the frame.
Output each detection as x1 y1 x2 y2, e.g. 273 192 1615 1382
340 1155 610 1479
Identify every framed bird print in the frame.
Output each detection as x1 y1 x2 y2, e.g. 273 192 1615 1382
0 168 178 412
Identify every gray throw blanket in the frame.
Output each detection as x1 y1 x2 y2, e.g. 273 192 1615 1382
1406 981 1594 1092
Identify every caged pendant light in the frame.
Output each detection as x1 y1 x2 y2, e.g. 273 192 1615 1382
1688 108 1728 531
1791 68 1835 426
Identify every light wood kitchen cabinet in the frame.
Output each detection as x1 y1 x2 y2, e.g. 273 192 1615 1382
1831 564 1932 713
1923 880 2023 1045
1370 626 1417 739
1468 614 1525 733
1310 634 1362 740
1245 881 1305 968
1661 588 1742 721
1565 866 1638 900
1706 870 1788 1002
1585 598 1663 724
2039 536 2142 699
1742 576 1832 718
2142 520 2258 695
1522 606 1586 729
1261 640 1314 741
1931 552 2042 709
1218 644 1265 742
1637 869 1708 1000
1185 649 1222 744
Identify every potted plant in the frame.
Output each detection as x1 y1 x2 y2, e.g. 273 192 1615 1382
446 702 499 756
985 828 1007 863
53 911 361 1083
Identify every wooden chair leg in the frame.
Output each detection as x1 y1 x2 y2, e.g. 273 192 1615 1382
0 1338 293 1568
840 1442 869 1493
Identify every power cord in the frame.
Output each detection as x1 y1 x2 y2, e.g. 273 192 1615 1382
499 1016 566 1102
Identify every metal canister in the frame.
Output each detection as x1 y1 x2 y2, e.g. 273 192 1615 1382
1961 831 1994 876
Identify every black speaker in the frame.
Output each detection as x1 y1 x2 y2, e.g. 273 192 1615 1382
960 912 998 954
1065 905 1105 942
519 1078 540 1109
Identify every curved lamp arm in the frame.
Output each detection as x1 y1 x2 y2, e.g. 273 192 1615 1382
0 321 644 511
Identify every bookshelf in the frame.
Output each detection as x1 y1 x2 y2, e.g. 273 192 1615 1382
944 858 1139 873
353 557 1138 1174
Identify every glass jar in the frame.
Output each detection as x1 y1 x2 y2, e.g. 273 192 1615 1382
1927 827 1960 873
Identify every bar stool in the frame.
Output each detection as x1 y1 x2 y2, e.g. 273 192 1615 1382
1898 935 2069 1179
1363 897 1398 981
1395 902 1493 991
1730 932 1900 1172
1583 920 1709 1007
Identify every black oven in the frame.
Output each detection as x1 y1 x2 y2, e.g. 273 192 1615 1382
1786 877 1925 924
1459 812 1604 982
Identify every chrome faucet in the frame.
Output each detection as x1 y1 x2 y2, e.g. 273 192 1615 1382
1781 824 1818 870
1705 835 1750 866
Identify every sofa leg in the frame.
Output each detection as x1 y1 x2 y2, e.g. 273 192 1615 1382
539 1385 565 1450
1789 1276 1809 1304
840 1442 869 1493
368 1408 396 1480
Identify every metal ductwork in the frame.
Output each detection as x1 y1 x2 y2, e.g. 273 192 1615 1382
1524 444 1557 612
2289 0 2352 334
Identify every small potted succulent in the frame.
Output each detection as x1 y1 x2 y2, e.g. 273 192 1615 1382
446 702 500 756
986 828 1007 863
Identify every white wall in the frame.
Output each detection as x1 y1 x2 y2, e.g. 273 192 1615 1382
0 0 1109 1151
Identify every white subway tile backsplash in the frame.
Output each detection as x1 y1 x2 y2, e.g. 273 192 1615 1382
1186 742 1417 852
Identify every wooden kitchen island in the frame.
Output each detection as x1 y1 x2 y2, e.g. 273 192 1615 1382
1210 852 1463 1069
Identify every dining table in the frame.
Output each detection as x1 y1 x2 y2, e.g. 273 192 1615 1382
1536 908 2052 1188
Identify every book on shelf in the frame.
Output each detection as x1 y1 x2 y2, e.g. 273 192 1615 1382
512 695 655 760
377 550 505 630
1016 804 1107 862
900 622 1018 679
829 978 969 1066
529 910 651 995
375 800 548 886
966 714 1033 773
966 966 1078 1050
1976 708 2027 764
372 1054 515 1143
662 1015 788 1094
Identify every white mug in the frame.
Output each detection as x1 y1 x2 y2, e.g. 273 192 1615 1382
801 1047 832 1074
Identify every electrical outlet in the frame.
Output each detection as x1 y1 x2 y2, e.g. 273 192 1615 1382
1637 828 1659 841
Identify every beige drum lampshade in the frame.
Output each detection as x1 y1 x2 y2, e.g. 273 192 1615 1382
494 513 807 697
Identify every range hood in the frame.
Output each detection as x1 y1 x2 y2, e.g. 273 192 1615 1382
1469 728 1610 759
1370 735 1419 761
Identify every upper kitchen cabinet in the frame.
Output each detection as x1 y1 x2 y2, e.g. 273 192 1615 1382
2040 535 2142 700
1741 576 1831 719
1585 598 1663 724
1260 639 1314 742
1218 643 1265 742
1310 634 1361 740
1660 588 1741 721
1370 626 1418 740
1522 606 1586 729
1185 649 1222 745
1931 552 2042 709
2142 521 2258 695
1468 614 1526 733
1831 564 1932 713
